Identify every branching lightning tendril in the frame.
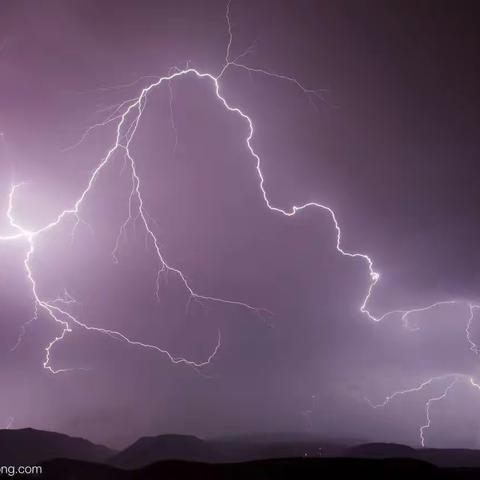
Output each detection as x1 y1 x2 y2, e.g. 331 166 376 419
366 374 480 447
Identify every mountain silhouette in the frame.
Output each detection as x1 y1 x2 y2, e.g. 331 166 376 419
111 434 217 468
418 449 480 468
111 432 351 467
348 442 417 458
4 427 480 478
0 428 114 465
348 442 480 468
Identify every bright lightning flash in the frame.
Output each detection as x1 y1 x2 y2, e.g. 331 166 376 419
1 0 480 446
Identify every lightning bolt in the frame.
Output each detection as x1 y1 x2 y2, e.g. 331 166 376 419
466 304 480 355
2 0 480 445
367 374 480 447
5 417 14 430
3 179 223 372
365 302 480 445
419 376 459 448
365 375 455 410
364 301 480 446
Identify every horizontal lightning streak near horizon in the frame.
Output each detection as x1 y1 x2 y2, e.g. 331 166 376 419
366 374 480 447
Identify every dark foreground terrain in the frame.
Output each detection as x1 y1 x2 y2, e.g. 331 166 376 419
40 457 480 480
4 429 480 478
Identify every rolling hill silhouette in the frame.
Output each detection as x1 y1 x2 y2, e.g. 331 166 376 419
0 428 114 465
348 442 418 458
111 432 351 467
348 442 480 468
111 434 217 468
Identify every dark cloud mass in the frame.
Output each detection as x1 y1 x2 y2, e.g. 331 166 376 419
0 0 480 449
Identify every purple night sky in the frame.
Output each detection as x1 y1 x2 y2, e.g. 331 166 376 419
1 0 480 449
